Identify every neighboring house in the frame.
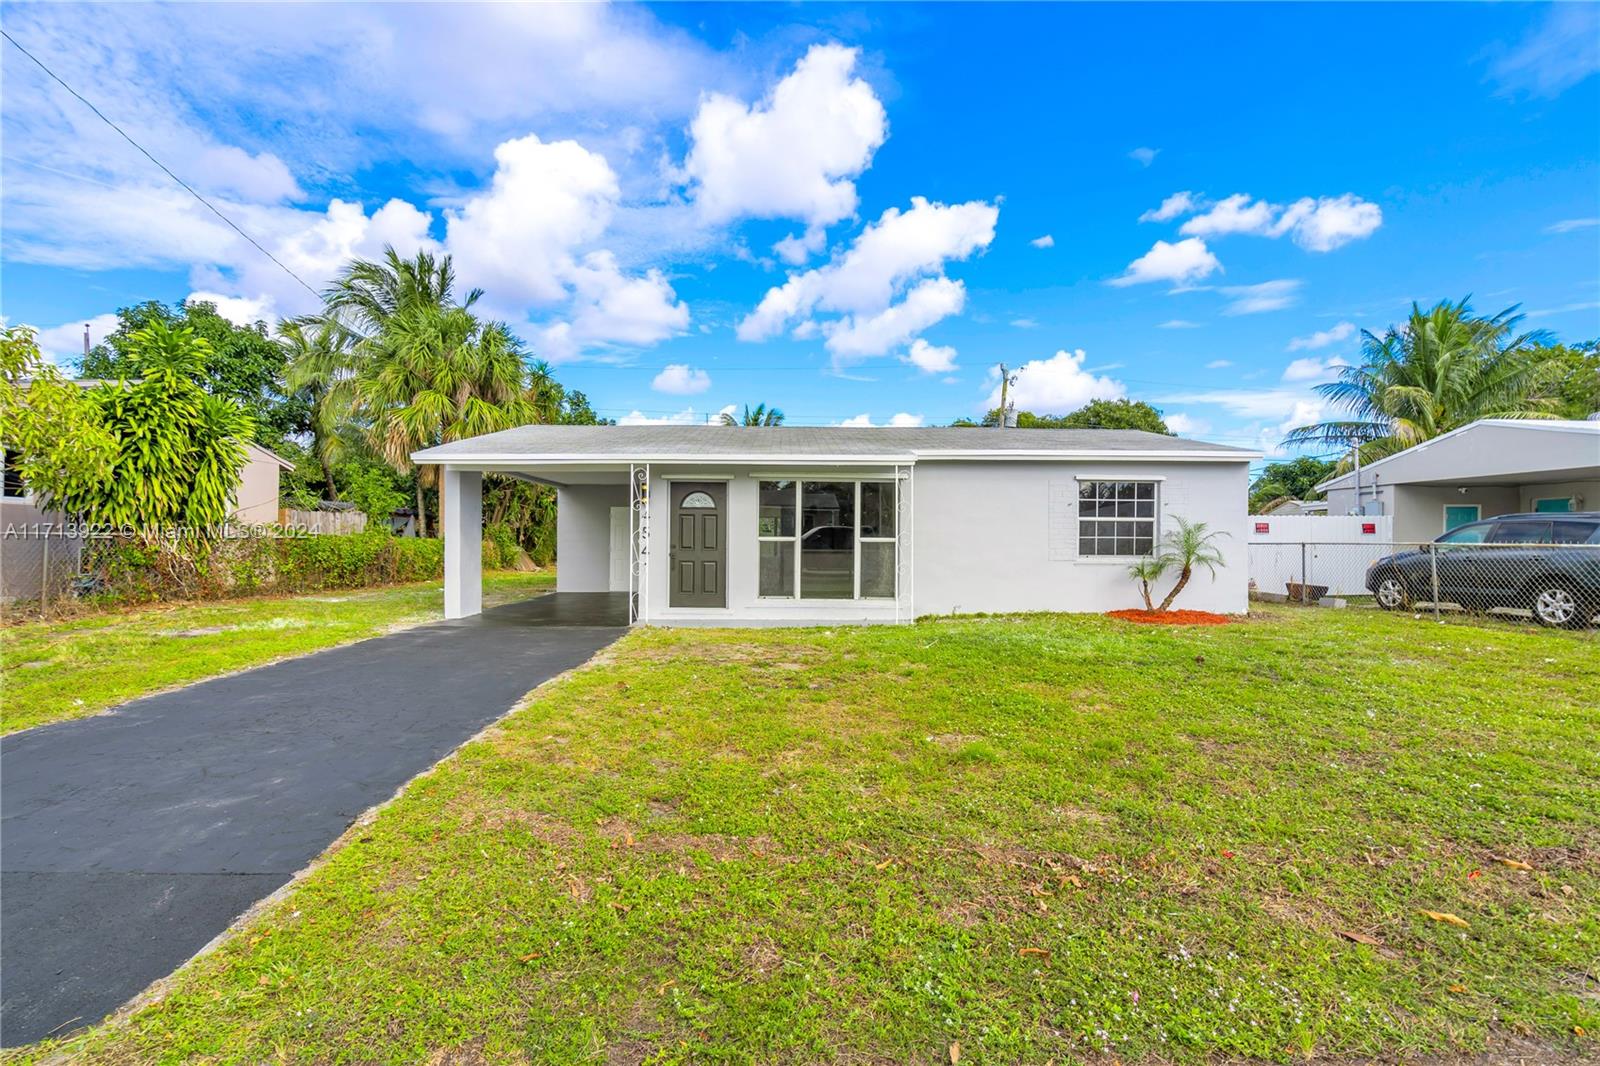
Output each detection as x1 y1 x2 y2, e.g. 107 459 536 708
411 426 1258 624
0 442 294 601
1256 496 1329 516
1317 419 1600 541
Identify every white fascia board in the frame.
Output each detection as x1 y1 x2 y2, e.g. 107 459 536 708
419 448 1259 465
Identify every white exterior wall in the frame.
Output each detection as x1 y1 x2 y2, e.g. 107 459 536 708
910 459 1250 616
556 484 627 593
640 467 904 625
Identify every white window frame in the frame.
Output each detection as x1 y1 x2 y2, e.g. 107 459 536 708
1076 478 1160 560
756 478 898 601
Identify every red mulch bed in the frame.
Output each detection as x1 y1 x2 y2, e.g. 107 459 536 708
1106 608 1233 625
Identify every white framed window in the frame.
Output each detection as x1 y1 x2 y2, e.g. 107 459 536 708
758 479 896 600
1078 479 1157 557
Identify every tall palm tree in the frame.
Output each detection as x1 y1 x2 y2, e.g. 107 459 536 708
325 246 481 336
277 315 355 500
359 306 531 536
721 402 785 427
1284 298 1563 466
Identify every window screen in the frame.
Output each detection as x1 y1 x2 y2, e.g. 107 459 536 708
1078 480 1156 556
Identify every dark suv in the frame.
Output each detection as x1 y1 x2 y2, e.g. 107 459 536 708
1365 512 1600 628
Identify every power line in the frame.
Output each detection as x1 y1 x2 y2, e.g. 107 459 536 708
1 29 322 303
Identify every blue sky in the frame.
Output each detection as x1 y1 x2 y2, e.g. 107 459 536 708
2 2 1596 465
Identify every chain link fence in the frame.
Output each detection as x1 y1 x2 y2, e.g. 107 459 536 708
1250 539 1600 631
0 529 88 619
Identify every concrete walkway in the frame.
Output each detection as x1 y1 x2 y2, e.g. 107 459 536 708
0 593 627 1046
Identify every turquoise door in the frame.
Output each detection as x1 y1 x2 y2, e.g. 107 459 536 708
1443 504 1480 531
1534 497 1572 513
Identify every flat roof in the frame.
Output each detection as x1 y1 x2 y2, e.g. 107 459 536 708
1318 418 1600 490
412 425 1259 465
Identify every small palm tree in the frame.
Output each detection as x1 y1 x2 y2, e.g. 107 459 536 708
1127 556 1170 612
1152 518 1229 612
278 315 355 499
721 402 784 427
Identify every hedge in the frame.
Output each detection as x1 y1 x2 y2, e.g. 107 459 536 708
83 530 448 604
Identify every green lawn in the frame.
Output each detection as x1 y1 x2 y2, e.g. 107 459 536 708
0 570 555 735
18 606 1600 1064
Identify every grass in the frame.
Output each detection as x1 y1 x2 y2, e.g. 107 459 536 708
16 606 1600 1064
0 570 555 735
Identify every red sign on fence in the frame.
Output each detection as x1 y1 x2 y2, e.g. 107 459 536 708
1361 522 1376 534
1254 522 1270 534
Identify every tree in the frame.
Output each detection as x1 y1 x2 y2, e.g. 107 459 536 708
278 315 356 499
326 246 480 334
1536 340 1600 420
1248 456 1338 513
55 321 254 542
0 326 118 506
82 299 305 443
1284 298 1564 464
1128 517 1229 612
954 399 1172 433
721 403 784 427
358 305 532 537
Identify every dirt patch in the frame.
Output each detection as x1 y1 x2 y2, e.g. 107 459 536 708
1106 609 1233 625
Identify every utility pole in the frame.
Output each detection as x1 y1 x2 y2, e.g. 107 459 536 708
997 364 1018 428
82 323 90 363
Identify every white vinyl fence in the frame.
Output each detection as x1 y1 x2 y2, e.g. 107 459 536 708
1248 515 1393 597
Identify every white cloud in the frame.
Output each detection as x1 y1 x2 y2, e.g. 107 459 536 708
1287 320 1355 351
684 43 886 229
1220 279 1301 315
774 226 827 265
1205 359 1233 369
618 403 735 426
1179 193 1279 238
838 412 924 428
985 348 1126 413
535 250 689 361
1158 319 1202 329
30 313 121 367
1281 355 1350 383
738 196 997 358
1545 218 1600 235
1129 147 1160 167
186 292 276 327
822 276 967 359
1108 238 1221 287
1274 194 1383 252
1139 191 1201 223
444 133 620 307
1160 191 1381 252
1487 3 1600 98
1030 234 1055 249
651 363 712 395
903 338 958 374
1011 317 1039 329
1165 412 1210 437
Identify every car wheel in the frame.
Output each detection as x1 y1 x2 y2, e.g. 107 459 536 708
1374 574 1410 610
1529 581 1588 629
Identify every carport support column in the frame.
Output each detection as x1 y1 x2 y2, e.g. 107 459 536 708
443 467 482 619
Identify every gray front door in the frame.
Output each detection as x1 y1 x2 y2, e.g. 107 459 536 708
669 482 725 608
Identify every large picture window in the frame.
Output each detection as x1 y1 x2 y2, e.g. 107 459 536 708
1078 480 1156 557
758 479 896 599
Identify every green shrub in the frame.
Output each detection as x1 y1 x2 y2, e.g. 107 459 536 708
484 523 519 570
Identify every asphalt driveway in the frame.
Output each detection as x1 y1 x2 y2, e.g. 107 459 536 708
1 593 627 1047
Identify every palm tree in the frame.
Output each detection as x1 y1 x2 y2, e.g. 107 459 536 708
325 246 481 336
1143 518 1228 612
721 402 785 427
358 306 531 536
1284 298 1563 466
277 315 355 499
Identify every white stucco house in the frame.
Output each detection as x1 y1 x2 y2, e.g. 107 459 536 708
1317 419 1600 541
411 426 1258 624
